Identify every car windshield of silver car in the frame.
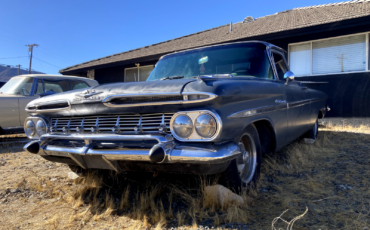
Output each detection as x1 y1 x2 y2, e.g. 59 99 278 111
0 77 33 96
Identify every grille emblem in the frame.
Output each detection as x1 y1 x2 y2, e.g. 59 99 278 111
73 89 103 102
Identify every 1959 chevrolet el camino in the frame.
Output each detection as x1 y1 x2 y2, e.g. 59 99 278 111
23 41 328 192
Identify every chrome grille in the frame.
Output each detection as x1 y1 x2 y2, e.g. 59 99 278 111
50 113 174 133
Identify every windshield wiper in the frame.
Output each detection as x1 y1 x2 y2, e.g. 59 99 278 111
160 76 184 80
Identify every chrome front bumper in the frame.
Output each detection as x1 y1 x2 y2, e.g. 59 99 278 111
24 133 241 173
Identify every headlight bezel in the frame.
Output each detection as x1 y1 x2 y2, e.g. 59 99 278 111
25 120 36 137
24 117 49 139
171 114 193 139
194 113 217 138
170 110 221 142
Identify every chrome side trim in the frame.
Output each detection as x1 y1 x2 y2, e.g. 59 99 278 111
298 81 329 84
228 104 287 119
228 98 326 119
170 110 222 142
102 92 217 108
26 100 71 113
288 98 325 108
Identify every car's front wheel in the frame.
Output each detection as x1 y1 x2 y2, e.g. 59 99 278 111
218 124 262 194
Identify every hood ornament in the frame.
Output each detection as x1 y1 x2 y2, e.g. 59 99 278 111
73 89 103 102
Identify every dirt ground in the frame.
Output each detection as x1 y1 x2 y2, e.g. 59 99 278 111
0 123 370 230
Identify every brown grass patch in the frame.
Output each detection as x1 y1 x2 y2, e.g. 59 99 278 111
0 123 369 229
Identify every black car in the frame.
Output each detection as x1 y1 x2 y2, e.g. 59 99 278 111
23 41 328 193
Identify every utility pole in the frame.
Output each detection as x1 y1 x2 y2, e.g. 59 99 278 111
26 44 38 74
16 65 21 75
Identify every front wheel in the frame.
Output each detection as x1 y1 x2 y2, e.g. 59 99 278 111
218 124 262 194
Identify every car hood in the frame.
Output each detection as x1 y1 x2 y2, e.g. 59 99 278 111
27 78 197 106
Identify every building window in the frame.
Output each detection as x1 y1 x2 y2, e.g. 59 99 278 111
289 33 369 76
125 65 153 82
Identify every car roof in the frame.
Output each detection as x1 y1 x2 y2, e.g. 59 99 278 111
159 41 286 60
13 74 97 82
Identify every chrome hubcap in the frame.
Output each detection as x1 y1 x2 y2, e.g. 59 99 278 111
237 134 257 184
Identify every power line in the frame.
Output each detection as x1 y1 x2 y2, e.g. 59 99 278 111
32 56 62 69
38 45 75 64
33 53 45 73
0 56 28 59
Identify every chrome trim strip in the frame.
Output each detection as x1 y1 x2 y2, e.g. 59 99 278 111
288 98 325 108
26 100 71 113
170 110 222 142
228 104 287 119
228 98 326 119
298 81 329 84
40 133 170 143
102 92 217 108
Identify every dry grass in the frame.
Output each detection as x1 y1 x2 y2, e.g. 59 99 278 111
0 122 369 229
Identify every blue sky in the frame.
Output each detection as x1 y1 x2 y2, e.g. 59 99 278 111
0 0 340 74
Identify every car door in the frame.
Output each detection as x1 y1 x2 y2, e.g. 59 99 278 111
271 50 312 143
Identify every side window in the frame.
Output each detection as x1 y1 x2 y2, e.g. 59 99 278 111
35 80 44 94
44 80 70 94
71 81 89 90
272 52 288 80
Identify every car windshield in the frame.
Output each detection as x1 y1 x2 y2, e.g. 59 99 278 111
0 77 34 96
147 43 274 81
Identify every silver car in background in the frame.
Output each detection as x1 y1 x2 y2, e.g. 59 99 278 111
0 74 98 134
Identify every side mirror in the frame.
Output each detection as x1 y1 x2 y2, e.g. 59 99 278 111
284 71 295 85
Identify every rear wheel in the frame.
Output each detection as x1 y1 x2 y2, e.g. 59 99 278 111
218 124 262 194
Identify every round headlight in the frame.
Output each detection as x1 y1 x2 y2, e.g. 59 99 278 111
25 120 36 137
195 114 217 138
36 119 47 136
172 115 193 138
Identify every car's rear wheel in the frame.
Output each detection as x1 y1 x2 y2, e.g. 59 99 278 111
218 124 262 194
303 119 318 144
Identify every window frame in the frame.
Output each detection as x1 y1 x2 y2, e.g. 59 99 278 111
124 65 154 82
288 32 370 77
270 49 289 81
